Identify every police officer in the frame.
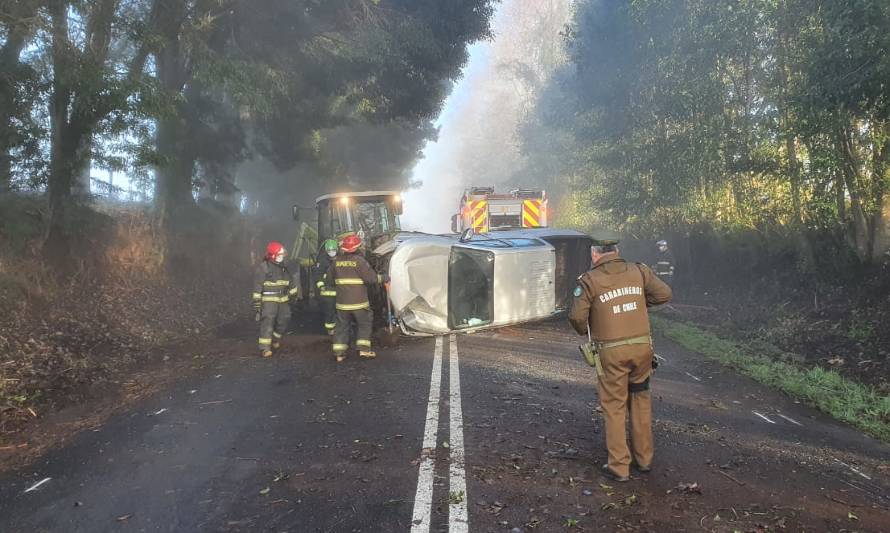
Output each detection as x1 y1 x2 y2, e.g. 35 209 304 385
313 239 339 335
253 241 301 357
326 234 382 362
569 239 672 482
654 239 675 279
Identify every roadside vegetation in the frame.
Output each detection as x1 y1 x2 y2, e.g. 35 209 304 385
1 1 500 439
514 0 890 424
653 316 890 443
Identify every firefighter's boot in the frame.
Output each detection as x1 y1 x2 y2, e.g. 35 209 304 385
261 349 273 358
359 350 376 359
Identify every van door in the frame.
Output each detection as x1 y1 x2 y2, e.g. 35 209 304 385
448 247 494 329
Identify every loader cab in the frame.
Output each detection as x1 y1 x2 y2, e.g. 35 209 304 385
314 191 403 246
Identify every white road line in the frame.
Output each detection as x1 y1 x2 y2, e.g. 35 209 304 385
684 371 702 382
777 413 803 427
752 411 776 424
835 459 873 481
449 335 469 533
410 336 444 533
24 477 51 493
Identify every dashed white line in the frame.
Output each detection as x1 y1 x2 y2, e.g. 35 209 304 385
449 335 469 533
24 477 51 493
777 413 803 427
752 411 776 424
684 371 702 382
410 336 444 533
835 459 873 481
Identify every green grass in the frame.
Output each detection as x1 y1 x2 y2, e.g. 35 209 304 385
652 316 890 443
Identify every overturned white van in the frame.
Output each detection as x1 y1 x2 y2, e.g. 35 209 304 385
382 229 592 335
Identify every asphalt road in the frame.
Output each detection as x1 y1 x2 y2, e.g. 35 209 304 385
1 316 888 532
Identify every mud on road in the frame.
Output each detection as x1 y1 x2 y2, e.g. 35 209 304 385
0 315 887 532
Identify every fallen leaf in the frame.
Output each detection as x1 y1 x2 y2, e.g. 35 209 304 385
675 482 702 494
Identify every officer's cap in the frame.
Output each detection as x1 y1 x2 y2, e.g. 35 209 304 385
591 238 619 247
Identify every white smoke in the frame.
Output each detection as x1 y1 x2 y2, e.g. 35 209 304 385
403 0 572 233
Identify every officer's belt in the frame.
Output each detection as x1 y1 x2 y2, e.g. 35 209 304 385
596 335 652 351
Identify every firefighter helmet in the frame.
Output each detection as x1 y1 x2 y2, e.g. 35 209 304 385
323 239 338 252
341 234 362 253
266 241 286 261
656 239 668 247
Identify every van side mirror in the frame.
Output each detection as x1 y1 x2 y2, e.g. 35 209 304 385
459 228 474 242
292 205 300 221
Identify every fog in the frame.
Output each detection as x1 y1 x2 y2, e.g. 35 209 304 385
403 0 571 233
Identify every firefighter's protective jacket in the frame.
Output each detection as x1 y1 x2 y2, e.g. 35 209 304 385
313 252 336 297
253 260 300 304
325 252 381 311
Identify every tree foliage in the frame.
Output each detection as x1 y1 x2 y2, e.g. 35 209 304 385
523 0 890 262
0 0 497 242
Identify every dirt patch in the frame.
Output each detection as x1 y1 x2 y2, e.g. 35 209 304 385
667 279 890 395
0 197 252 437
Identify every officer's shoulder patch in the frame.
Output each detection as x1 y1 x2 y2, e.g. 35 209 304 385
573 286 583 297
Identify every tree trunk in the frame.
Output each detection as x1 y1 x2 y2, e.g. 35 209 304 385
776 23 801 225
72 138 92 197
836 125 871 261
871 132 890 259
153 39 195 232
154 113 196 228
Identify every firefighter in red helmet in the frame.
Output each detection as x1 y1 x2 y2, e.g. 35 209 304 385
252 241 300 357
326 234 382 362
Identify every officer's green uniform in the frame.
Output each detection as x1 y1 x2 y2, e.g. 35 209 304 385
325 251 381 358
313 246 337 334
252 259 300 352
569 240 672 479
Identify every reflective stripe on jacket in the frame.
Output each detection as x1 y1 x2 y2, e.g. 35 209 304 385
253 260 300 303
325 252 380 310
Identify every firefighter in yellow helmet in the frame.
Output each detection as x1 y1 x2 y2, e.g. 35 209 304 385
252 241 300 357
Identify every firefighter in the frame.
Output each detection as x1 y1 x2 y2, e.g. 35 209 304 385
313 239 339 335
326 234 382 362
568 239 672 482
654 239 675 279
253 241 300 357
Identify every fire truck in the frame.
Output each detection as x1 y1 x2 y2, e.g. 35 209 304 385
451 187 548 233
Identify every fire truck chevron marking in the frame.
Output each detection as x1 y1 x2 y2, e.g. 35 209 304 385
522 199 542 227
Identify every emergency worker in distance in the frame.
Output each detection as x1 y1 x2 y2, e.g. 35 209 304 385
253 241 300 357
326 234 383 362
654 239 675 279
313 239 339 335
569 239 672 482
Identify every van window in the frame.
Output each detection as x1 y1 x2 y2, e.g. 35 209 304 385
448 247 494 329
